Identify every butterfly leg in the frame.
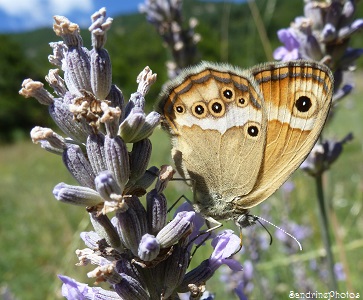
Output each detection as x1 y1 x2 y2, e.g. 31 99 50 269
187 217 222 260
204 216 223 233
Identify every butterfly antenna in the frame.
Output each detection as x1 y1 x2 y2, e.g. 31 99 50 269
252 215 303 251
254 217 273 246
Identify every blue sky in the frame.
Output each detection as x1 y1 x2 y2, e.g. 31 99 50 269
0 0 247 33
0 1 142 33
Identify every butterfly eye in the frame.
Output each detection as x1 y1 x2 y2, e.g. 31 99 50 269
208 100 225 117
191 102 208 118
221 87 235 102
295 96 312 112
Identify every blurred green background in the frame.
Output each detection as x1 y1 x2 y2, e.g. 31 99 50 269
0 0 362 299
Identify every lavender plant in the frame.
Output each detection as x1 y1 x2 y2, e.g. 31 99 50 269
19 8 243 300
139 0 201 79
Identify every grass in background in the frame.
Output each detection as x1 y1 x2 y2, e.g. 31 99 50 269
1 76 362 299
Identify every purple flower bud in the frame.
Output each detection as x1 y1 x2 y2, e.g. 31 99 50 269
116 201 146 256
104 135 130 191
89 210 122 249
62 145 96 189
174 201 208 248
49 99 93 143
125 196 148 235
116 256 146 288
53 182 102 207
305 34 323 60
351 19 363 31
304 1 324 30
95 171 122 201
146 189 167 235
128 166 159 195
86 133 107 175
135 111 161 142
321 23 337 42
162 243 190 298
156 211 195 248
114 273 149 300
118 107 146 143
107 84 124 111
53 16 93 95
30 126 66 154
138 234 160 261
90 48 112 99
128 139 152 185
178 259 213 293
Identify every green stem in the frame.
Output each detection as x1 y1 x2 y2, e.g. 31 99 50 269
315 173 338 290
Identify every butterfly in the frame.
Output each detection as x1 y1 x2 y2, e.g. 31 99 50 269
157 60 333 227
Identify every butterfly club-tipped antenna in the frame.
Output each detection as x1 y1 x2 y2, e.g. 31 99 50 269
245 214 303 251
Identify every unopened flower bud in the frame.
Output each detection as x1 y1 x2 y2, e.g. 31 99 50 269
156 211 195 248
62 145 96 189
53 182 102 206
138 234 160 261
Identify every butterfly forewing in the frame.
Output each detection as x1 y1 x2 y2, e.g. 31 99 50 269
158 63 268 218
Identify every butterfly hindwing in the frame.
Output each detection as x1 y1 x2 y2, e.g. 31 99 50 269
235 60 333 209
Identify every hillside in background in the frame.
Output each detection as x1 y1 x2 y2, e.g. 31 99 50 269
1 0 362 142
